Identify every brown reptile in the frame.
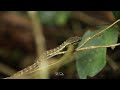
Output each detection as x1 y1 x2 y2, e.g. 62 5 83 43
4 36 81 79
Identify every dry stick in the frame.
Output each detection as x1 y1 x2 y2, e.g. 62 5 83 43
27 11 49 79
58 43 120 56
77 19 120 49
76 43 120 51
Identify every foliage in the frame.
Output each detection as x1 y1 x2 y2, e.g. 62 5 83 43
75 25 119 79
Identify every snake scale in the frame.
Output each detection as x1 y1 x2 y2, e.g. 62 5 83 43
4 36 81 79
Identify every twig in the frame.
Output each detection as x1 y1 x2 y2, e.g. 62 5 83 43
77 19 120 49
76 43 120 51
56 43 120 56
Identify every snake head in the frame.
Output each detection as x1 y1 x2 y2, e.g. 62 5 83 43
65 36 81 45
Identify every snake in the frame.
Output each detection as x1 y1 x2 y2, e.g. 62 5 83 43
4 36 81 79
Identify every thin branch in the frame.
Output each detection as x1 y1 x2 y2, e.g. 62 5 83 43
55 42 120 57
54 43 120 57
76 43 120 51
77 19 120 49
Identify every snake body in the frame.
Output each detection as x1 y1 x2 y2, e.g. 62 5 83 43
4 36 81 79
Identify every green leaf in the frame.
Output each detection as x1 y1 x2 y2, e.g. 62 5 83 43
75 25 119 79
112 11 120 20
